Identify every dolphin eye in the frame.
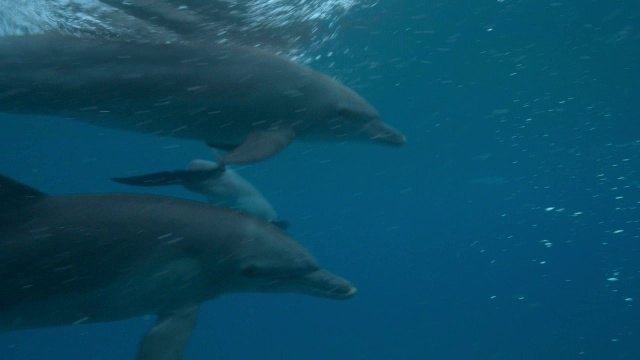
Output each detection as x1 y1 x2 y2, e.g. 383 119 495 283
337 106 355 117
241 265 260 277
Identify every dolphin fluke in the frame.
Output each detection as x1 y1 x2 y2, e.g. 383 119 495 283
112 167 225 187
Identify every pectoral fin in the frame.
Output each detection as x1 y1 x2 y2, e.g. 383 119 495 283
137 305 199 360
220 129 295 164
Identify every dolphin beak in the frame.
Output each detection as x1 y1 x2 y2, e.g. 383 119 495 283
295 269 357 300
363 120 407 146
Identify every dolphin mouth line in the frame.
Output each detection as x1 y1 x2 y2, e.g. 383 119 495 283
299 282 357 300
370 133 407 145
331 286 357 298
295 270 357 300
361 120 407 146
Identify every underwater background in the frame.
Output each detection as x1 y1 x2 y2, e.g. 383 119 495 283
1 0 639 359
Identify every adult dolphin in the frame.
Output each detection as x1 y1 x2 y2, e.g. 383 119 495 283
0 34 406 164
0 174 355 359
113 159 290 229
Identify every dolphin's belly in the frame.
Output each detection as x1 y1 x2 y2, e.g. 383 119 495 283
0 81 303 146
0 287 140 331
0 89 260 145
0 258 206 332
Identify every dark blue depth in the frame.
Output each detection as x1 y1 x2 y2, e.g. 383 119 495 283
1 0 639 359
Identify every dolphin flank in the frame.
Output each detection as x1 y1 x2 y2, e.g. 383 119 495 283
0 174 355 359
0 34 406 164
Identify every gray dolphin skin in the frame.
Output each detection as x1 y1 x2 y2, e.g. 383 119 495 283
0 174 355 359
112 159 289 229
0 34 406 164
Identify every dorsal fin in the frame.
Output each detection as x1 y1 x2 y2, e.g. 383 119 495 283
0 174 46 209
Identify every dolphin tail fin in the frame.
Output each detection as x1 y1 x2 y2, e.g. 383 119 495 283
137 305 199 360
0 174 46 209
112 167 225 187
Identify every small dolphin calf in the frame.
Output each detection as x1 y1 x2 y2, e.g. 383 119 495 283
113 159 289 229
0 174 355 359
0 34 406 164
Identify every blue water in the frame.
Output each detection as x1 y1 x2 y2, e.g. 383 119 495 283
1 0 639 359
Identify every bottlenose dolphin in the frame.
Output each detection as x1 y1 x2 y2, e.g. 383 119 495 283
113 159 289 229
0 34 406 164
0 174 355 359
